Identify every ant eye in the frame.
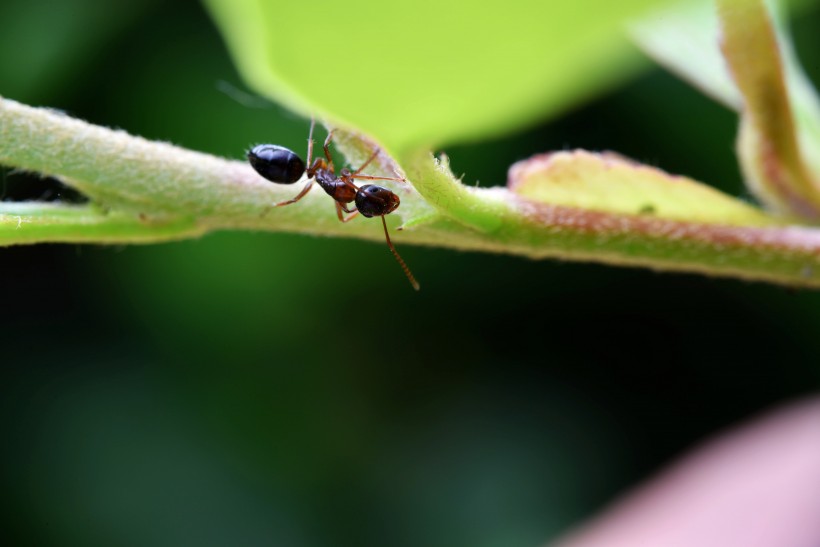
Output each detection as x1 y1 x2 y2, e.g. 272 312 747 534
248 144 306 184
355 184 400 217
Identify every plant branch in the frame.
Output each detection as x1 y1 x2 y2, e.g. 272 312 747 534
4 96 820 287
0 202 203 245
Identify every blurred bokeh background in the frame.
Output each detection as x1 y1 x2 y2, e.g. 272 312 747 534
2 1 820 546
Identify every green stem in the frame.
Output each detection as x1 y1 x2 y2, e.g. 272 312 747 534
0 202 203 245
4 96 820 287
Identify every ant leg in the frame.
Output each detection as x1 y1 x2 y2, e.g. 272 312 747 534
380 216 420 291
350 173 407 183
260 180 315 217
349 148 406 183
335 201 359 223
276 180 314 207
323 130 335 171
351 148 380 176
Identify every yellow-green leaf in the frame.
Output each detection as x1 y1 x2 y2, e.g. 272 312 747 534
508 150 780 226
718 0 820 219
633 0 820 221
203 0 667 154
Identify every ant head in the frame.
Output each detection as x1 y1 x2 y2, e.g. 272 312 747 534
247 144 306 184
355 185 400 218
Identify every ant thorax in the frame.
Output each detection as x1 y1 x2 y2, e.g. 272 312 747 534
315 168 356 203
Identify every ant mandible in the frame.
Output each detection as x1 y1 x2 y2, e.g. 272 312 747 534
247 120 420 290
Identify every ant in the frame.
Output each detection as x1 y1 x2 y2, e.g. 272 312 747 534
247 120 420 290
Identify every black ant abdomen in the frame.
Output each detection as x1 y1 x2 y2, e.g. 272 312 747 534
355 185 400 218
247 144 306 184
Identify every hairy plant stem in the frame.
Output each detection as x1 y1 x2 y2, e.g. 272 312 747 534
3 96 820 287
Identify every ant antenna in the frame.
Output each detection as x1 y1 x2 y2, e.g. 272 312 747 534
381 216 420 291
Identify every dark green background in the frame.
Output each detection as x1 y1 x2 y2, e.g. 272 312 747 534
2 1 819 546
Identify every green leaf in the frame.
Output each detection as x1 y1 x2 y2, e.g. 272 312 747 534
633 0 820 220
507 150 779 226
631 1 742 109
203 0 666 154
718 0 820 219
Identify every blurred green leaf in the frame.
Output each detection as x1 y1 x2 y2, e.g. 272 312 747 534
719 0 820 219
203 0 666 153
631 1 742 109
633 0 820 220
